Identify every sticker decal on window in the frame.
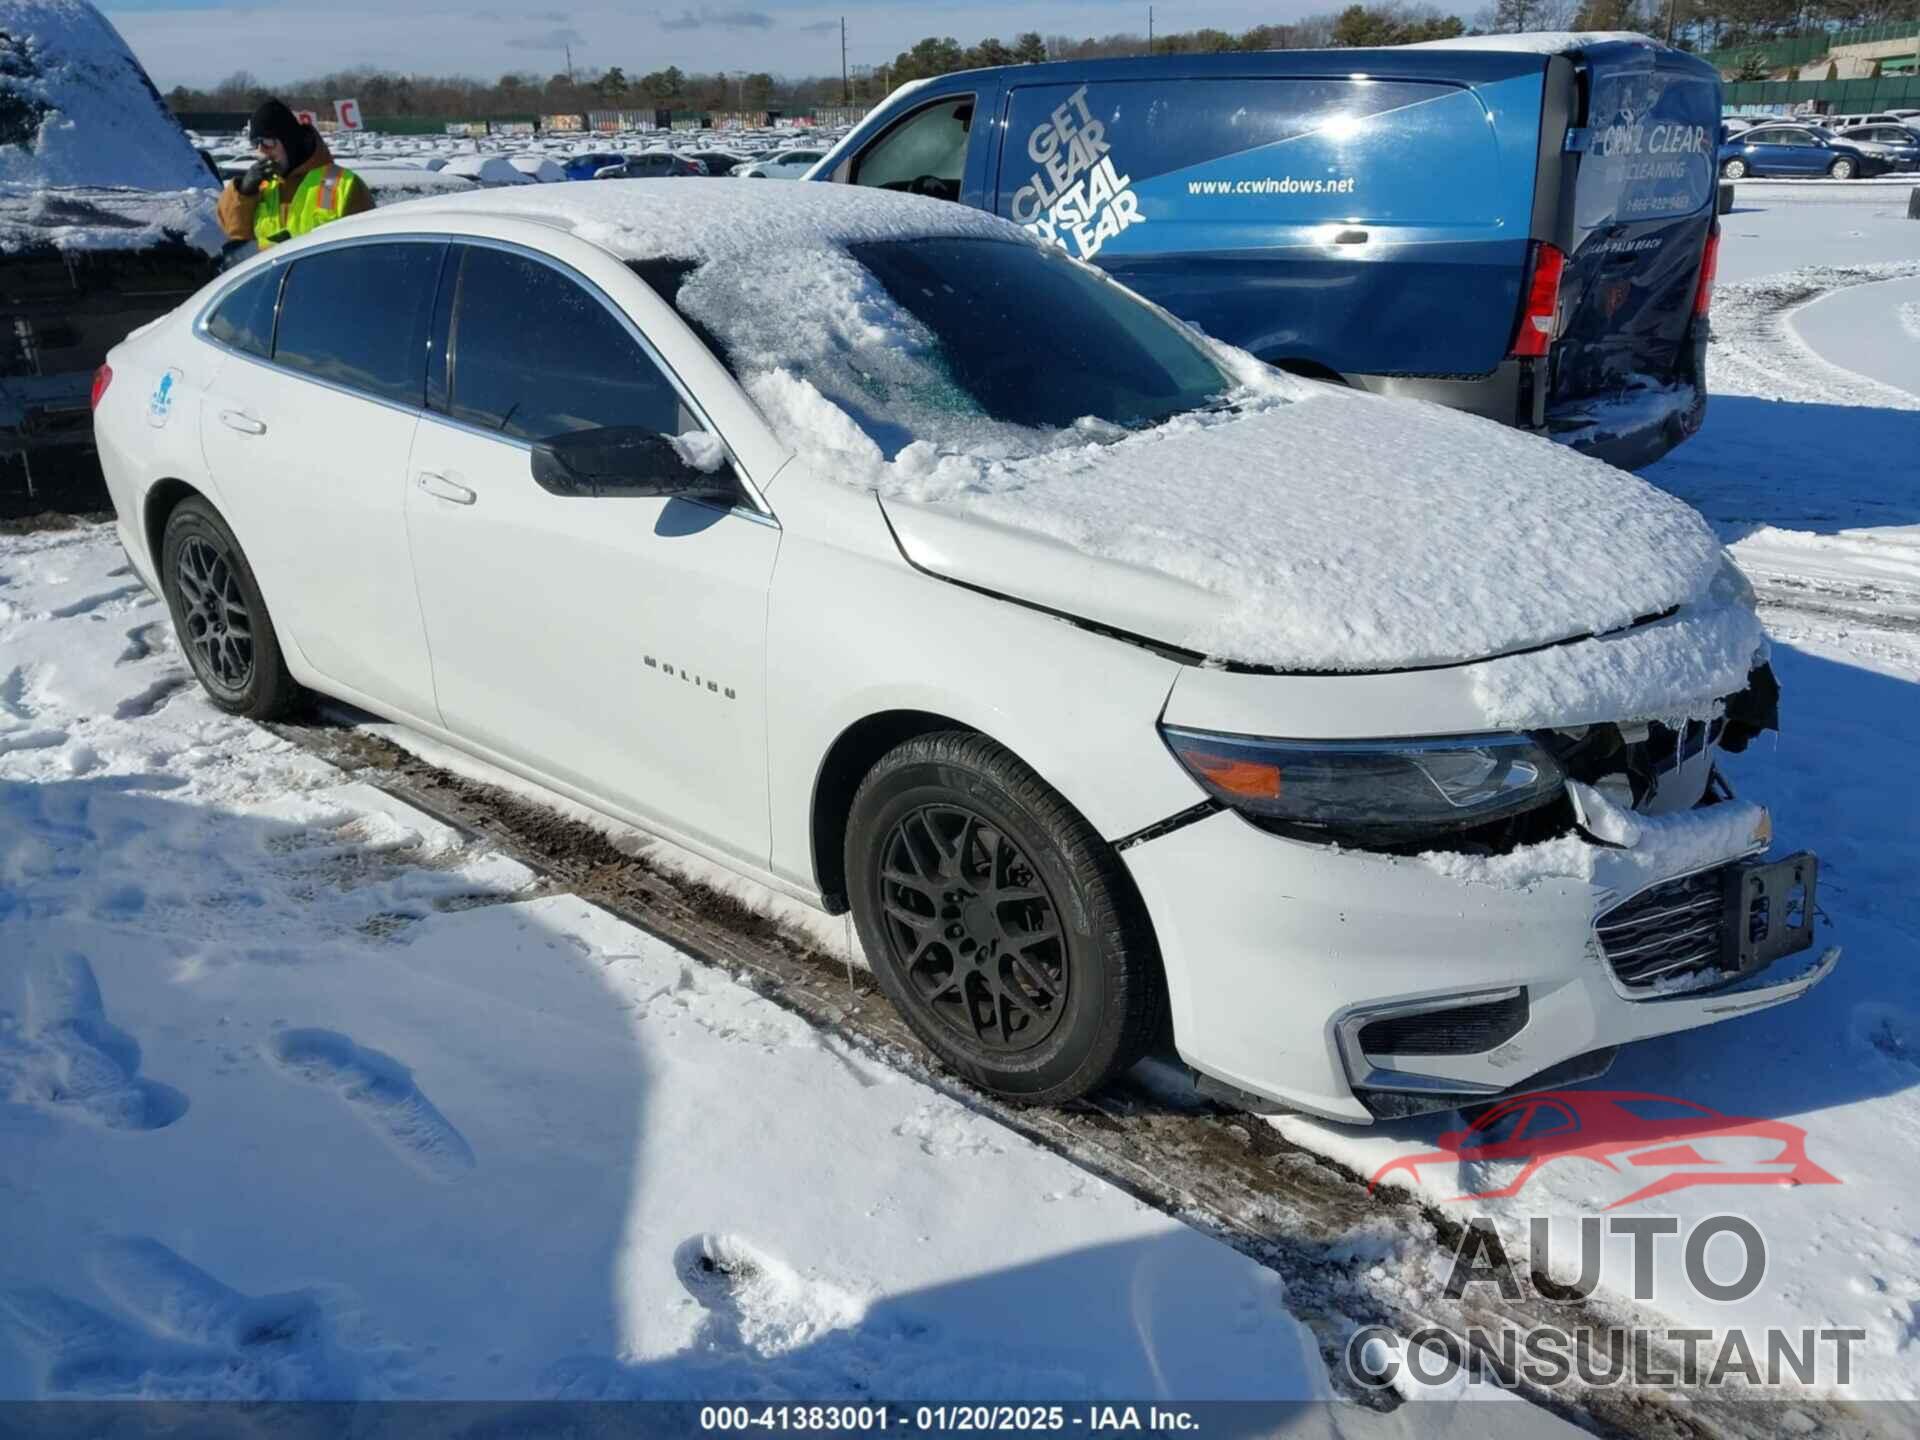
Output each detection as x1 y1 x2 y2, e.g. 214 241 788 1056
1009 86 1146 260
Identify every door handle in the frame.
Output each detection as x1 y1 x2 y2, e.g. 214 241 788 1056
417 471 477 506
219 410 267 436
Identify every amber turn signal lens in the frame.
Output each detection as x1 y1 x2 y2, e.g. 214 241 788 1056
1184 750 1282 801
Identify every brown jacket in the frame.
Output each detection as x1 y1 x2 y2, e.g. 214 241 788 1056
217 132 374 243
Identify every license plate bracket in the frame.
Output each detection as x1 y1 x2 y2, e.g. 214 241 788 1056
1723 852 1817 974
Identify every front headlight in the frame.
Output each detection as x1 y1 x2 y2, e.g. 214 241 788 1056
1160 726 1567 848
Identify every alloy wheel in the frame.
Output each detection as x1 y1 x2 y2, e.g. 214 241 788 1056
877 803 1070 1053
174 535 254 691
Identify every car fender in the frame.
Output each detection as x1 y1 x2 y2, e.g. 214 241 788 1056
762 475 1201 897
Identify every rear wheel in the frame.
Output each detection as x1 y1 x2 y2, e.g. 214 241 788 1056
845 732 1164 1104
1720 158 1748 179
159 497 304 720
1828 157 1856 179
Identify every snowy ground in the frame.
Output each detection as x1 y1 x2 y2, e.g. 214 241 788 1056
0 550 1558 1428
1273 184 1920 1404
1 180 1916 1425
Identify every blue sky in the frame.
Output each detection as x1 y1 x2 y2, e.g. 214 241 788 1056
107 1 1336 90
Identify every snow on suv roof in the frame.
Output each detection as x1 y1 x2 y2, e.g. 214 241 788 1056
396 180 1028 264
0 0 211 192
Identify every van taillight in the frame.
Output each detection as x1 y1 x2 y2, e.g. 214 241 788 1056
1509 242 1566 359
1694 226 1721 318
90 364 113 410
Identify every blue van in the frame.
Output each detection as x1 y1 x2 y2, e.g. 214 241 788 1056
808 38 1723 469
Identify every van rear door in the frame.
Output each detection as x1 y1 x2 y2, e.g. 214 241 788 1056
1550 41 1719 424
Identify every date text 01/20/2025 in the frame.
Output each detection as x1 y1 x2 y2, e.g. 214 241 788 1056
699 1405 1204 1432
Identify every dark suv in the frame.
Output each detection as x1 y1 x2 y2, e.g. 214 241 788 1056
2 0 223 516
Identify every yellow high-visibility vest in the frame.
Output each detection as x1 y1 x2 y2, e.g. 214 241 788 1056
253 164 359 249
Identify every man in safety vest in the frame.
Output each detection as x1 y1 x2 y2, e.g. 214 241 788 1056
218 99 373 250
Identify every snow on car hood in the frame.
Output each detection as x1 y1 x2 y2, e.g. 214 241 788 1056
867 380 1733 675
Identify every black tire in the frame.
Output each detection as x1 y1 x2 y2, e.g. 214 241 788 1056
845 731 1164 1104
1828 157 1855 179
1721 158 1748 179
158 496 304 720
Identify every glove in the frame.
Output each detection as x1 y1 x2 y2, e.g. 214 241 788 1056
236 159 274 197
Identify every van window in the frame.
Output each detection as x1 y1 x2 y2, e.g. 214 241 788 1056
273 242 441 406
206 265 281 358
851 96 973 201
446 244 695 444
1574 65 1717 227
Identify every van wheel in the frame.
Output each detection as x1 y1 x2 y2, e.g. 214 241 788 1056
1721 158 1748 179
159 497 304 720
845 732 1163 1104
1828 157 1856 179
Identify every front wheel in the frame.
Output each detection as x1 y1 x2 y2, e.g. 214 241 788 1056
845 732 1164 1104
159 497 304 720
1721 158 1748 179
1828 157 1856 179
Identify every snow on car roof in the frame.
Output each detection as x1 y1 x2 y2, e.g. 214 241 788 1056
396 179 1026 263
1408 30 1653 53
0 0 212 192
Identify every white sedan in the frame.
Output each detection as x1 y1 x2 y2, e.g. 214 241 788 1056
92 184 1835 1121
732 146 828 179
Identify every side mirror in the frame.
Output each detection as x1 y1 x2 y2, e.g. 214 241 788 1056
530 427 736 504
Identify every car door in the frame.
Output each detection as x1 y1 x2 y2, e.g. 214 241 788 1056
1784 129 1826 173
402 240 780 863
196 240 444 720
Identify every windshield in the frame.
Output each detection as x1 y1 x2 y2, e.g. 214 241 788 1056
636 236 1230 460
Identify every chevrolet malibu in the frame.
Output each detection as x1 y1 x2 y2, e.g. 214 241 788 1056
92 185 1838 1122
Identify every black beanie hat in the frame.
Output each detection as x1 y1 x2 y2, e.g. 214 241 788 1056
248 99 302 149
249 98 318 170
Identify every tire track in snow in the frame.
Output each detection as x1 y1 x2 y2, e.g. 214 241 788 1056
1693 261 1920 652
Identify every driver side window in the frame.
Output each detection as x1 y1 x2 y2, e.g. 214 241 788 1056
850 96 974 202
445 244 696 445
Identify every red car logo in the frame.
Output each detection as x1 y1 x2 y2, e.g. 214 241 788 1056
1367 1090 1840 1210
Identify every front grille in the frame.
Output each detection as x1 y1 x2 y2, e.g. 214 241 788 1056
1356 990 1530 1057
1597 866 1730 989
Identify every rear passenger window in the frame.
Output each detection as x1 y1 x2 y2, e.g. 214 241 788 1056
205 266 281 357
446 245 694 444
851 97 973 201
273 242 441 406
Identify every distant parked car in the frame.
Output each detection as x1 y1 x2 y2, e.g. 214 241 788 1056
1838 124 1920 171
1823 111 1905 130
1719 116 1755 137
354 166 481 206
563 151 630 182
733 147 828 179
506 155 566 184
442 154 536 187
685 148 748 176
599 152 705 179
1718 125 1889 179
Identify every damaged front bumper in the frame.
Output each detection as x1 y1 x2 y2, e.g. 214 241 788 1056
1122 792 1839 1125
